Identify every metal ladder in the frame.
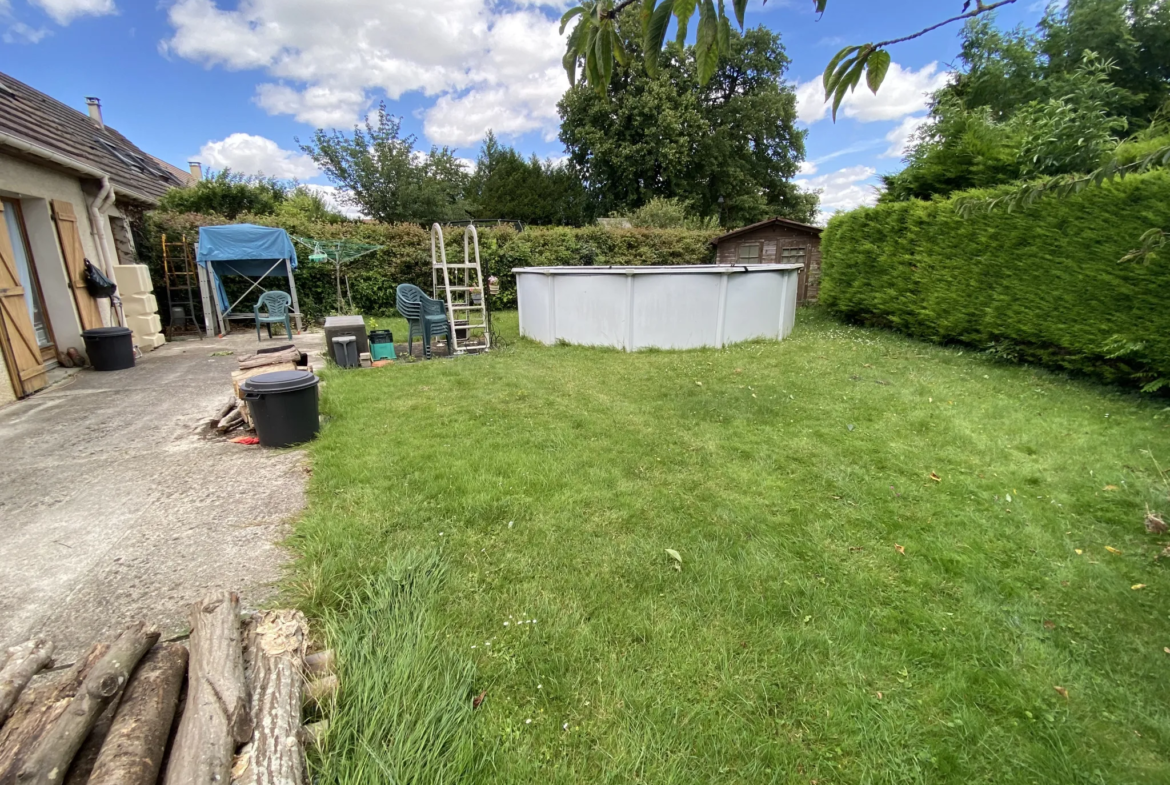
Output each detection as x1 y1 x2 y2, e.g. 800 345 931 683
161 233 202 339
431 223 491 354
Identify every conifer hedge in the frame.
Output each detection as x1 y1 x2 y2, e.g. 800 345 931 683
139 212 718 321
820 171 1170 389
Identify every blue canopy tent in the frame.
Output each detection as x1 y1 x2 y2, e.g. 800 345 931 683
195 224 302 336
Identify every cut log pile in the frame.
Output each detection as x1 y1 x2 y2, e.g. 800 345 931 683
0 593 335 785
212 345 308 435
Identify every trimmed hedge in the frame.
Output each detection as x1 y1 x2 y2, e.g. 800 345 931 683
138 212 718 321
820 171 1170 388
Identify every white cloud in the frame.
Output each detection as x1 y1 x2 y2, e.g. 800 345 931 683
882 115 930 158
30 0 115 25
3 22 51 43
798 161 817 176
163 0 570 147
796 62 950 125
195 133 320 180
795 165 879 224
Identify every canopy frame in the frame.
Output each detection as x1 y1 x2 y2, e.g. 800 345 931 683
195 225 303 336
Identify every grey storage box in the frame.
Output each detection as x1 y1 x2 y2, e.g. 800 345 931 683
332 335 359 368
323 315 368 356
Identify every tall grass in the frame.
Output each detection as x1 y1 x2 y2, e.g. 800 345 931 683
309 551 478 783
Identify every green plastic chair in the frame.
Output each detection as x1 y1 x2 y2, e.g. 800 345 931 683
254 291 293 340
396 284 451 359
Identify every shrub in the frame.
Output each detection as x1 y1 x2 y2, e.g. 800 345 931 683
139 212 719 321
821 170 1170 389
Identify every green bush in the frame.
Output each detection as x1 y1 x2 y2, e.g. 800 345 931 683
821 170 1170 389
139 212 718 322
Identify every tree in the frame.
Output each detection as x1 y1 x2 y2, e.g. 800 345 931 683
465 133 593 225
561 0 1023 115
558 23 816 225
157 169 289 218
882 48 1131 201
299 104 470 224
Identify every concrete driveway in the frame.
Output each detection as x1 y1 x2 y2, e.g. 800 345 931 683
0 330 324 657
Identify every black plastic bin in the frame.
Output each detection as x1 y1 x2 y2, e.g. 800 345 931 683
240 370 320 448
82 327 135 371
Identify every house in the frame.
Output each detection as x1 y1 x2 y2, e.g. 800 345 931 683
0 70 192 404
710 217 823 303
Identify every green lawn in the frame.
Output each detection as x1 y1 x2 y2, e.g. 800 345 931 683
292 308 1170 784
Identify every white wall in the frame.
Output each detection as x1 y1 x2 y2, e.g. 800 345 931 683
0 152 108 353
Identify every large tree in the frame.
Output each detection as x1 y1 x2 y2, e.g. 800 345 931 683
558 24 816 225
465 133 593 226
299 105 469 224
882 0 1170 202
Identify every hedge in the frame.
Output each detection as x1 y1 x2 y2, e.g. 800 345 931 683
138 212 719 322
820 170 1170 389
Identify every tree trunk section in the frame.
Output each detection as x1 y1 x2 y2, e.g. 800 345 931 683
0 644 108 785
232 610 308 785
0 639 54 727
163 592 252 785
16 622 158 785
87 642 188 785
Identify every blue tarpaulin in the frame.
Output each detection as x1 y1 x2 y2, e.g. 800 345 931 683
196 225 298 310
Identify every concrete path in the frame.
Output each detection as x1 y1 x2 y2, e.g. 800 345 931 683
0 330 324 657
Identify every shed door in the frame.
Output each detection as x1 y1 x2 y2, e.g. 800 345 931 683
52 200 104 331
0 201 48 397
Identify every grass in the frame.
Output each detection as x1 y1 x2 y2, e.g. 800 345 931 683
291 308 1170 784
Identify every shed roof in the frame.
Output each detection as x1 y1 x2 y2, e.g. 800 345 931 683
709 216 823 246
0 70 188 204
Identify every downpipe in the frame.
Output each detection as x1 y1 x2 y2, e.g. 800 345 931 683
87 176 125 328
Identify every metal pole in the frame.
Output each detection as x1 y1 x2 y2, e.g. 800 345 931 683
286 257 303 333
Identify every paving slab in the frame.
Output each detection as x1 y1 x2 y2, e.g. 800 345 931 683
0 331 325 658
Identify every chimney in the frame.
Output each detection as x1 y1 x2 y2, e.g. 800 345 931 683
85 96 103 128
188 161 203 181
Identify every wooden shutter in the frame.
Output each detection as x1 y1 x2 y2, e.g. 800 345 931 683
52 200 103 330
0 202 48 397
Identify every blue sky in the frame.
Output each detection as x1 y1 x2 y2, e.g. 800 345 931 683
0 0 1051 220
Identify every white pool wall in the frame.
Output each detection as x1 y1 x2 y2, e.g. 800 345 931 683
514 264 803 351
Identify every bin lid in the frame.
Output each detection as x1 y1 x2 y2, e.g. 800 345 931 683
82 327 132 338
332 335 357 345
241 369 319 394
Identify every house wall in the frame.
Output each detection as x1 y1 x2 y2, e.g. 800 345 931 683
0 151 108 348
715 225 822 302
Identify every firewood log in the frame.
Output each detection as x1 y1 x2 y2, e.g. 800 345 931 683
0 639 54 727
0 644 107 785
238 347 303 370
86 642 188 785
15 623 158 785
302 675 337 712
232 610 309 785
163 593 252 785
303 650 333 677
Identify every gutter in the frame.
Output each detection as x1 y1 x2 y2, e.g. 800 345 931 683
0 131 158 206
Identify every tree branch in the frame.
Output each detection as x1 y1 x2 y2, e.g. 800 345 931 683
872 0 1020 50
604 0 643 20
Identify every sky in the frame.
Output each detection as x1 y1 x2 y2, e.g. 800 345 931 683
0 0 1053 222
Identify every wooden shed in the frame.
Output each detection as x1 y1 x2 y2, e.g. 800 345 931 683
710 217 823 303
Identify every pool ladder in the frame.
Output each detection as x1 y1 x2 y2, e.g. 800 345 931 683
431 223 491 355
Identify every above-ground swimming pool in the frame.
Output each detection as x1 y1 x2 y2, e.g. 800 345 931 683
514 264 803 351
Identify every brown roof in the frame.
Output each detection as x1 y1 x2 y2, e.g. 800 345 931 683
709 216 823 246
0 70 187 204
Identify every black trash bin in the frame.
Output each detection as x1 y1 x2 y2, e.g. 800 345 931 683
82 327 135 371
240 370 320 448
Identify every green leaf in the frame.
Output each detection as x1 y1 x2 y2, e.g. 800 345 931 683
563 48 578 85
644 0 675 74
717 3 731 55
865 49 890 94
831 51 869 121
596 20 614 87
559 6 585 35
732 0 748 27
674 0 697 45
823 45 860 94
695 0 719 84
